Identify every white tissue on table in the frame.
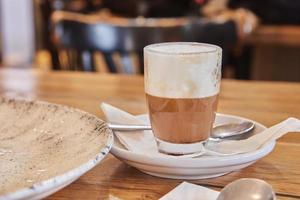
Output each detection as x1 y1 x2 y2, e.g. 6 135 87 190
159 182 219 200
101 103 159 155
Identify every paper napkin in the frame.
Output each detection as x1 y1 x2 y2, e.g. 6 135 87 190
160 182 219 200
101 103 159 155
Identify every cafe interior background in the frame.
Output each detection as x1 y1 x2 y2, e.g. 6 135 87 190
1 0 300 199
0 0 299 81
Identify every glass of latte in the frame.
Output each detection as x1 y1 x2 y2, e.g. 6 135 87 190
144 42 222 155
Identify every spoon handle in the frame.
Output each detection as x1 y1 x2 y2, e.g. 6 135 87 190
107 123 152 131
107 122 255 139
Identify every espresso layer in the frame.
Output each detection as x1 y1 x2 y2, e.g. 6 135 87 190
146 93 218 143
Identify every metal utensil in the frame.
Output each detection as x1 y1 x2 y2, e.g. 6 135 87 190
107 123 152 131
217 178 276 200
107 121 255 139
210 121 255 139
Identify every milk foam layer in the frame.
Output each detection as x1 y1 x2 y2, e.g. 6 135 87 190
146 43 217 54
144 43 222 98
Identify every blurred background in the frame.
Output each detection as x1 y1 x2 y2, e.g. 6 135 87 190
0 0 299 81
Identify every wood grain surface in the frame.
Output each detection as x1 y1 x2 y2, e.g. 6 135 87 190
246 25 300 47
245 26 300 81
1 69 299 200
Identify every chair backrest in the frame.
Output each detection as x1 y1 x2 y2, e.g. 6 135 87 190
51 11 200 73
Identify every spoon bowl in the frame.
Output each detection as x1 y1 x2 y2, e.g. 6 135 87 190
211 121 255 139
217 178 276 200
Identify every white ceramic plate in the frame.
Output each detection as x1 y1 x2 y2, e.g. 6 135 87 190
0 98 113 200
111 113 275 179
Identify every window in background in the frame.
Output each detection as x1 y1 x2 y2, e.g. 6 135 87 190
0 0 35 67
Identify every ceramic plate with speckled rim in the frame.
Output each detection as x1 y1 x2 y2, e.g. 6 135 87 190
0 98 113 200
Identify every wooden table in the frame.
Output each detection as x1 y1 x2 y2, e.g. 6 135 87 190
246 25 300 47
1 69 300 199
245 25 300 81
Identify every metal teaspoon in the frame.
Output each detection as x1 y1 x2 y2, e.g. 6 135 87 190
217 178 276 200
107 121 255 139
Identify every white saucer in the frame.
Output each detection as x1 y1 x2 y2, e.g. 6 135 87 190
110 113 275 180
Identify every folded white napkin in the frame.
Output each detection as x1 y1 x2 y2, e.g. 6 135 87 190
101 103 300 157
101 103 159 155
160 182 219 200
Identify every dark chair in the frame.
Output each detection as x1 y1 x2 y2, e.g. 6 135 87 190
51 11 237 73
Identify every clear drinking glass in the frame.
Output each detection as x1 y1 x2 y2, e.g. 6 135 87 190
144 42 222 155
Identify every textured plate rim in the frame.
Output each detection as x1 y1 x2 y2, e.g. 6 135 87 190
111 113 275 168
0 98 114 200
